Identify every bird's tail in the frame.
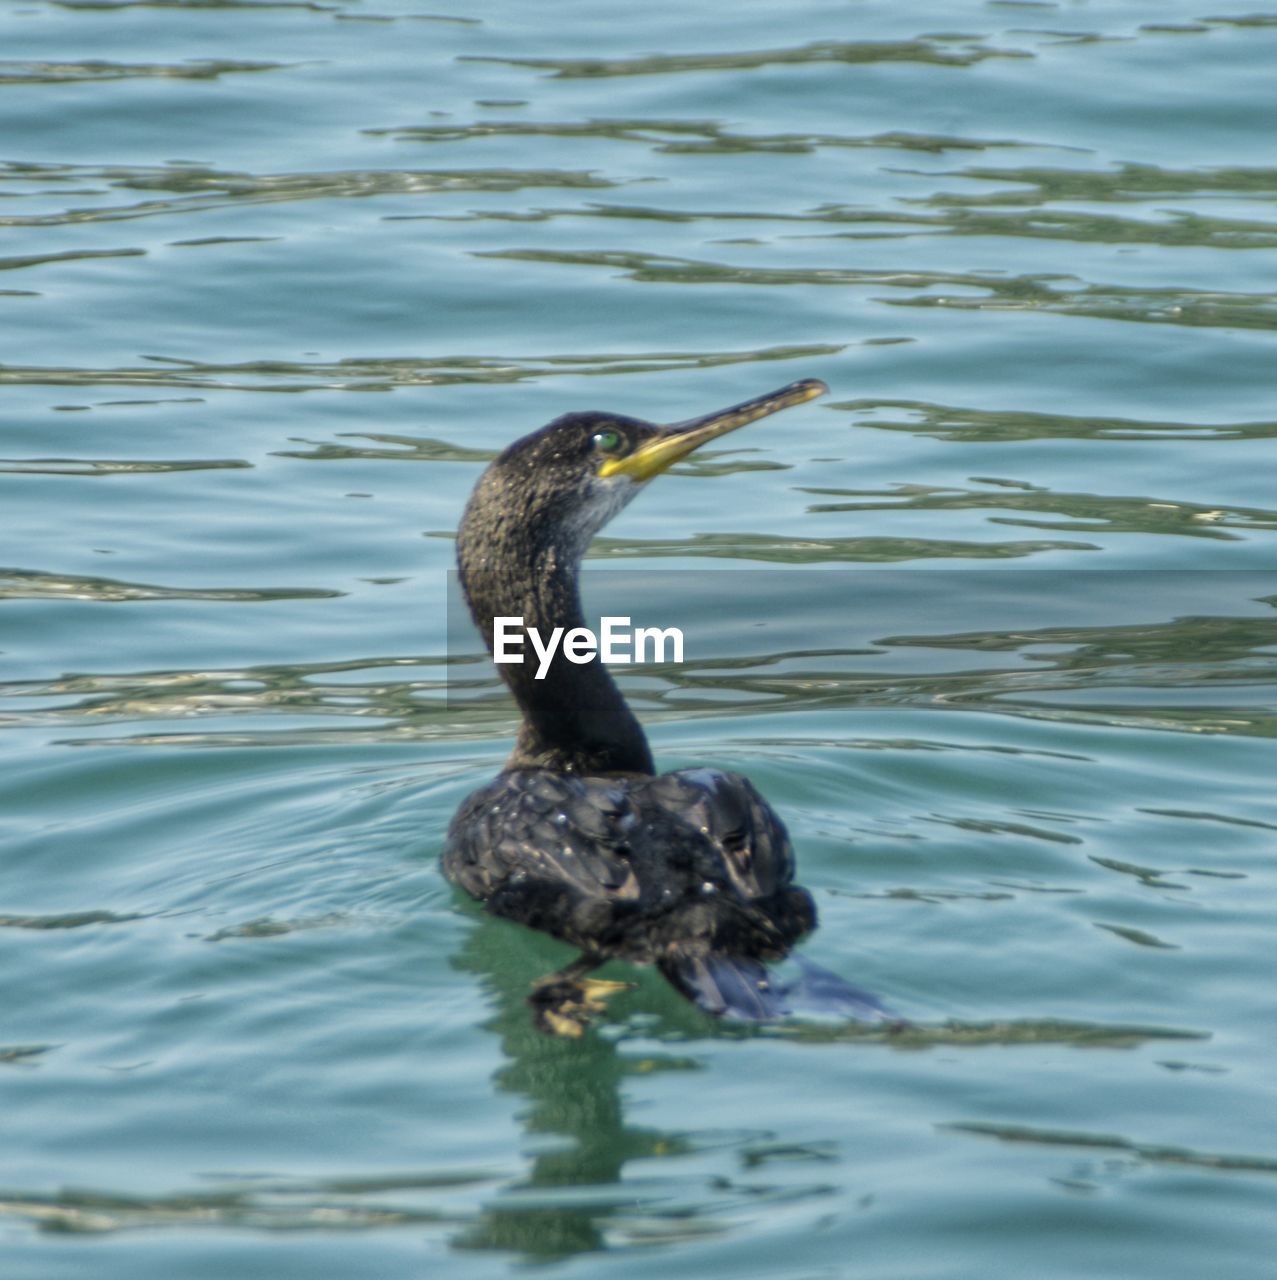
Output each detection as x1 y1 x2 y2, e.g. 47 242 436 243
659 953 790 1020
659 952 898 1024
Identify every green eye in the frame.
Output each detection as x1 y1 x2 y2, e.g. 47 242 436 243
592 428 623 453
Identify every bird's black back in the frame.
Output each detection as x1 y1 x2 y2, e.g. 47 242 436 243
443 766 816 970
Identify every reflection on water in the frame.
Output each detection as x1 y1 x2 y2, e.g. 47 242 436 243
379 183 1277 252
0 162 616 229
0 1177 480 1236
802 482 1277 541
0 909 146 928
370 119 1032 156
0 456 250 475
448 916 1206 1259
0 966 1208 1253
8 576 1275 741
479 248 1277 331
0 59 285 84
805 206 1277 250
450 923 695 1258
948 1122 1277 1177
914 161 1277 206
589 532 1098 560
0 892 1201 1253
830 399 1277 443
0 569 340 602
41 0 479 15
0 245 146 273
461 36 1031 78
0 344 840 392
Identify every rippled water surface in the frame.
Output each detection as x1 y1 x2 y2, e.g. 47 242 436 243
3 1 1277 1276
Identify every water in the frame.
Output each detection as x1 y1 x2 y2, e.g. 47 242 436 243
3 0 1276 1274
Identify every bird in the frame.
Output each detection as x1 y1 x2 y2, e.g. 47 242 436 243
443 379 892 1035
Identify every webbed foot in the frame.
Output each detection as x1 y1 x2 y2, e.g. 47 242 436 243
528 972 631 1038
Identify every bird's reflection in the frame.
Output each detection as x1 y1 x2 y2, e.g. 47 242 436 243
442 909 1206 1260
447 915 701 1259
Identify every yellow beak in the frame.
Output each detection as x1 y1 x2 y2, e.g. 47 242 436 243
598 378 828 482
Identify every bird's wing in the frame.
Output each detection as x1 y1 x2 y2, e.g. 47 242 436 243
443 770 641 913
644 767 796 900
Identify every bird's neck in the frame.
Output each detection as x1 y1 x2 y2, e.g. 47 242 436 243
459 541 655 777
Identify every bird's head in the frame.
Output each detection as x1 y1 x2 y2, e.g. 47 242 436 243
459 379 828 570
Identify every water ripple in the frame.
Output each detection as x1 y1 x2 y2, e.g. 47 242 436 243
801 483 1277 542
946 1121 1277 1175
11 597 1275 743
0 162 614 228
404 198 1277 253
911 161 1277 206
588 532 1098 562
1095 922 1180 950
0 909 146 928
0 1045 54 1066
0 59 287 84
0 569 341 602
0 1174 486 1235
832 399 1277 443
804 206 1277 250
0 246 145 273
370 118 1035 157
0 457 250 476
45 0 478 16
460 37 1033 79
0 344 842 392
479 249 1277 331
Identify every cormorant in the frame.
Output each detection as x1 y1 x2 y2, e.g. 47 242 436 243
444 379 890 1035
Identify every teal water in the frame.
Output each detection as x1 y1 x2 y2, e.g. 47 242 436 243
3 1 1277 1275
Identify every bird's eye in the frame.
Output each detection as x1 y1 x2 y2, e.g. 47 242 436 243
591 428 624 454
